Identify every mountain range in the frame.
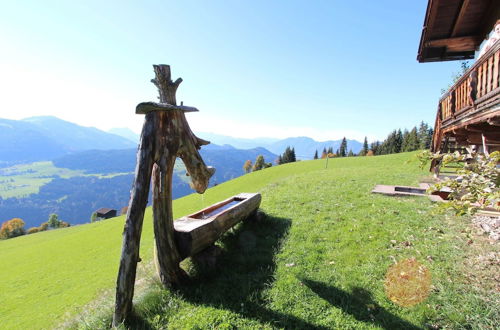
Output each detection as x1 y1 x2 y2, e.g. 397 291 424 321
0 116 136 165
0 116 278 227
0 115 363 227
108 128 363 159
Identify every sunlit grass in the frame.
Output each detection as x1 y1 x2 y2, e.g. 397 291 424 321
0 153 497 329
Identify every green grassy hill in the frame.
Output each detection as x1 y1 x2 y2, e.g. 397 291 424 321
0 153 497 329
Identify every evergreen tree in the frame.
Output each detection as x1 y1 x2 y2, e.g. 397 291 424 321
348 149 354 157
394 129 403 153
405 127 419 151
327 147 333 154
281 147 290 163
401 129 410 152
370 141 380 155
427 128 434 148
280 146 296 164
362 136 369 156
313 150 318 160
418 121 432 150
378 130 396 155
339 137 347 157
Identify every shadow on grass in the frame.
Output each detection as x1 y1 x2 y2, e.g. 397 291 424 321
301 279 421 330
125 214 329 329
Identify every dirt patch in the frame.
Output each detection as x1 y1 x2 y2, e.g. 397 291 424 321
463 214 500 293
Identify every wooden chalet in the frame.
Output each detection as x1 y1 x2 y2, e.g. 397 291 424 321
95 208 117 219
418 0 500 169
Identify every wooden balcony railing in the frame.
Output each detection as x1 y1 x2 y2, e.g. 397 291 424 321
439 38 500 123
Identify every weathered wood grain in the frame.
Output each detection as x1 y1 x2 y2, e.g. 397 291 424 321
113 113 156 326
174 193 261 258
136 101 199 114
113 64 214 326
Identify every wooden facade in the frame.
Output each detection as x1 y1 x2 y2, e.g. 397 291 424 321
418 0 498 63
418 0 500 162
432 39 500 154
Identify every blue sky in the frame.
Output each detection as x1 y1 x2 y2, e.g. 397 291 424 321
0 0 464 142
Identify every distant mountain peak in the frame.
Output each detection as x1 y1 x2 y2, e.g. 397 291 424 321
0 116 137 163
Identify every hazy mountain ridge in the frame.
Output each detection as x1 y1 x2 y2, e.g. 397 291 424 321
0 116 136 164
1 145 277 227
108 127 140 143
106 128 363 160
197 132 363 158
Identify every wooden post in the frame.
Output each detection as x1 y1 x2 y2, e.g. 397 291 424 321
482 133 489 156
113 114 156 325
113 65 214 326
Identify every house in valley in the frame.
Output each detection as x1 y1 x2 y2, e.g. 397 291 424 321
95 208 117 219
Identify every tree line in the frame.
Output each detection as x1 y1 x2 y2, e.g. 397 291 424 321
312 122 433 159
314 137 354 159
369 121 433 156
243 146 298 174
0 213 70 240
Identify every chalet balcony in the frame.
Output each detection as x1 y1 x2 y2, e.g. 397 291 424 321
432 39 500 153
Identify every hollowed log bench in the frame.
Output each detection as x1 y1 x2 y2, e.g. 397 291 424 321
173 192 261 259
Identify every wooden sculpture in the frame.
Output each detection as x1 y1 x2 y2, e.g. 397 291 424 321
113 64 215 326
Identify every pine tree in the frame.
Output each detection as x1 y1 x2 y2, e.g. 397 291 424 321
394 129 403 153
406 127 419 151
401 129 410 152
418 121 432 150
348 149 354 157
327 147 333 154
427 127 434 149
339 137 347 157
313 150 318 159
281 147 290 164
362 136 369 156
280 146 296 164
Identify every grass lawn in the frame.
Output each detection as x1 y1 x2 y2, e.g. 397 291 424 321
0 152 497 329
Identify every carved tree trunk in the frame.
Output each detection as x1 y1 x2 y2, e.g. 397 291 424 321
113 114 156 325
113 65 213 327
151 65 188 285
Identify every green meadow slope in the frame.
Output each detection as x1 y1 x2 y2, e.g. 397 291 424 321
0 153 497 329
